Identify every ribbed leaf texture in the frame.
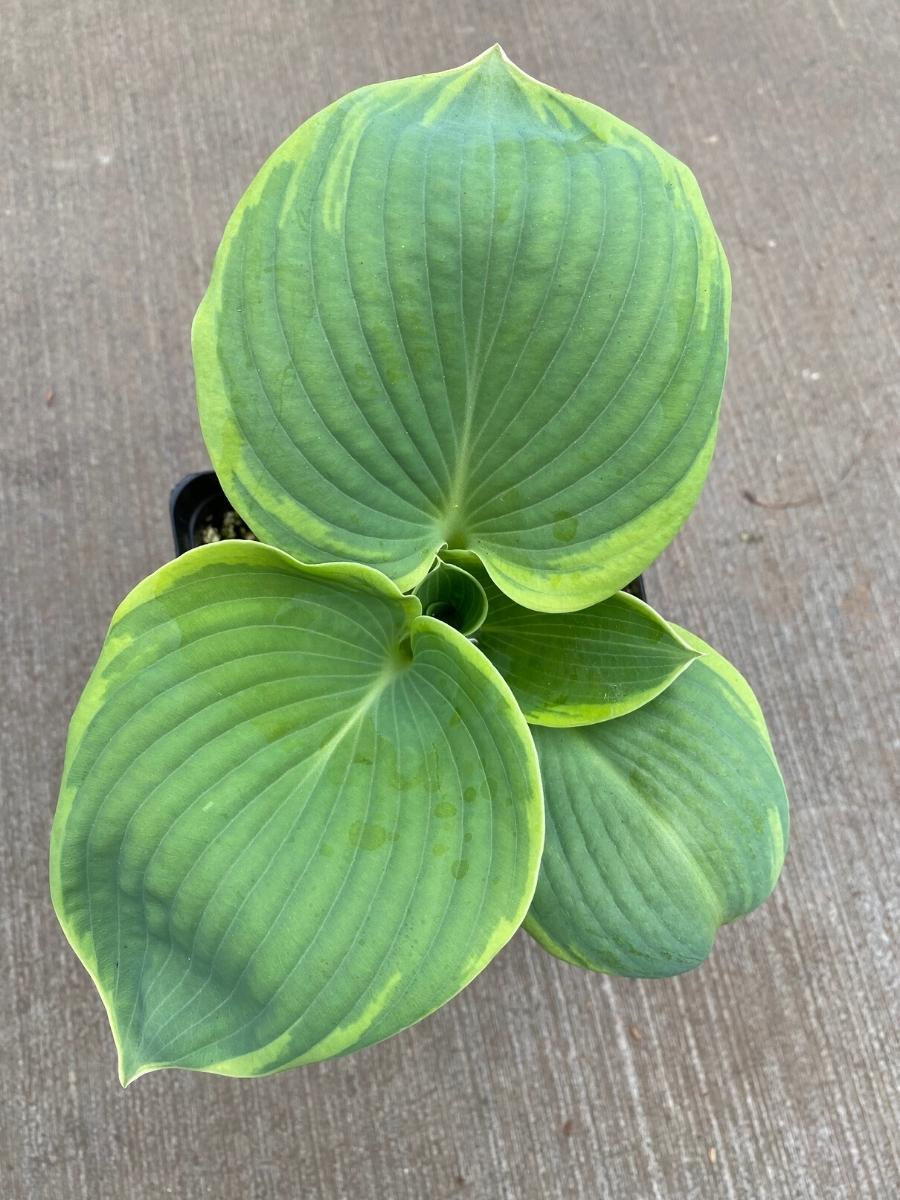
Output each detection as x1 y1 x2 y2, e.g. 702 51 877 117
193 46 730 611
525 629 789 976
51 543 543 1081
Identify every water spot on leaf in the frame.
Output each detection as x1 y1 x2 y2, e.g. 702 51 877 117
463 786 477 803
145 897 168 938
553 511 578 544
451 859 470 880
432 843 448 857
435 801 457 819
320 843 335 858
628 766 651 797
348 820 388 850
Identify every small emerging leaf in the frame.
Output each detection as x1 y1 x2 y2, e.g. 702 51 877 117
525 628 789 977
414 561 488 636
51 542 543 1081
448 552 698 725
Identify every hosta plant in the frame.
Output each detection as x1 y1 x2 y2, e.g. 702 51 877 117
51 47 788 1084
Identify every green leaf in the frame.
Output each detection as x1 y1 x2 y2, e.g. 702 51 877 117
447 551 698 725
413 560 488 636
525 628 789 976
193 45 730 612
50 542 543 1081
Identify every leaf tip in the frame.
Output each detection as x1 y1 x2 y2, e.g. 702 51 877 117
464 43 517 76
674 631 706 665
118 1061 163 1089
116 1037 159 1089
117 1059 145 1089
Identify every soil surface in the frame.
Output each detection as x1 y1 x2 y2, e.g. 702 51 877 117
197 507 258 545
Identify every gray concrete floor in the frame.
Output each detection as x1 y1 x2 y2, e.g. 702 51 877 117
2 2 898 1197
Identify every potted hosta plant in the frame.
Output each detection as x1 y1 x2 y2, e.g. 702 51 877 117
51 46 788 1085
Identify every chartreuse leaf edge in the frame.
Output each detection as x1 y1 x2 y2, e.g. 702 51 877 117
51 48 789 1084
193 45 730 612
525 628 789 977
445 550 701 726
51 542 543 1083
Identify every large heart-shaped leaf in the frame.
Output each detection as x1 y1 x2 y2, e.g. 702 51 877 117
193 46 730 612
525 629 788 976
446 551 698 725
50 542 543 1081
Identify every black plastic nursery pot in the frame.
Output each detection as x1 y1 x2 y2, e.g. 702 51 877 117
169 471 257 555
169 471 647 602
